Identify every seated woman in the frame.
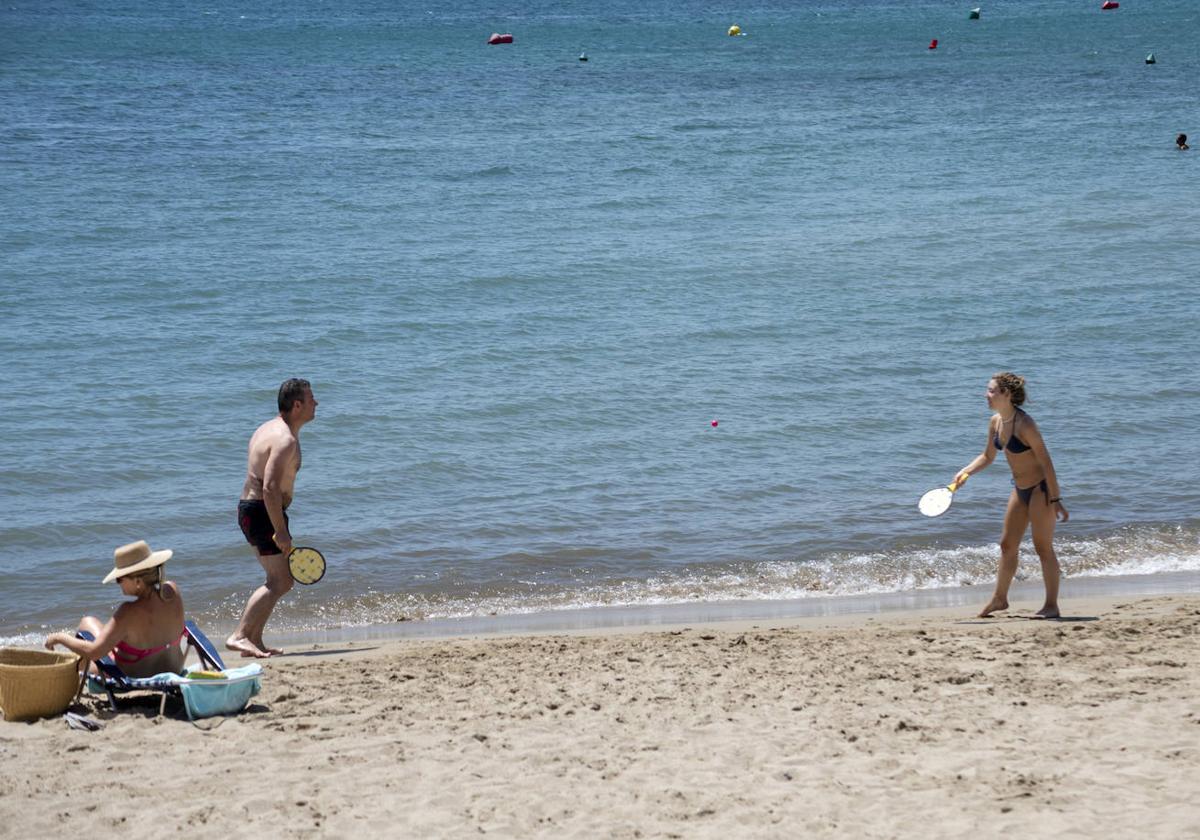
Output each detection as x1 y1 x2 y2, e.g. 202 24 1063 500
46 540 186 678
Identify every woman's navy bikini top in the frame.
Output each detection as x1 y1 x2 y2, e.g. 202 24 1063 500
994 412 1032 454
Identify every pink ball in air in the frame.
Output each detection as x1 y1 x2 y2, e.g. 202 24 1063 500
711 419 719 427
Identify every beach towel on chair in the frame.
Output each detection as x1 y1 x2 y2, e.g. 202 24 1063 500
84 665 262 720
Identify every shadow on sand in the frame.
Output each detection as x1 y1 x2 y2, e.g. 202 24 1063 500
276 646 381 658
954 615 1100 625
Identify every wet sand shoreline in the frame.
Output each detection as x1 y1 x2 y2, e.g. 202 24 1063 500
264 568 1200 647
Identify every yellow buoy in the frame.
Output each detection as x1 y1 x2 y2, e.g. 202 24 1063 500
728 24 741 36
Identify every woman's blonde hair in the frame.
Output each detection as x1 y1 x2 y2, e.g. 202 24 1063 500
128 565 174 601
992 371 1027 407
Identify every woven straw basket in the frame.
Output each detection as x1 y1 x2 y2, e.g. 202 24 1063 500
0 648 81 722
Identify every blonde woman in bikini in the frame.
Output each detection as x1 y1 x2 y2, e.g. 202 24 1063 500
955 373 1069 618
45 540 186 678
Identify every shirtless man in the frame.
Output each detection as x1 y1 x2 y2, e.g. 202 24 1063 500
227 378 318 658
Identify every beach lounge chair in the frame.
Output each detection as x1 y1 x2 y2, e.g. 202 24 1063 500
77 620 262 720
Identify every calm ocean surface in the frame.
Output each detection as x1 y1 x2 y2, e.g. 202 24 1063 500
3 0 1199 643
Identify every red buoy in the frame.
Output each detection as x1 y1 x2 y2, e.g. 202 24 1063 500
928 38 938 50
1101 1 1118 8
487 33 514 45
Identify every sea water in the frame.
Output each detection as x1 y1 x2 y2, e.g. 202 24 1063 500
2 0 1199 642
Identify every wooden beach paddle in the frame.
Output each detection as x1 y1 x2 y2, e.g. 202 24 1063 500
918 474 968 517
288 546 327 585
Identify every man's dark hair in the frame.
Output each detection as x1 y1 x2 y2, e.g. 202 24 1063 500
278 378 312 414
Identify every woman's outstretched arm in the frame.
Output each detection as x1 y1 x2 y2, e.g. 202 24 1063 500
957 415 998 483
45 610 127 660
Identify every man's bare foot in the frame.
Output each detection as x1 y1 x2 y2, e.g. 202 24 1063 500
249 636 283 657
226 635 271 658
1033 605 1061 620
978 598 1009 618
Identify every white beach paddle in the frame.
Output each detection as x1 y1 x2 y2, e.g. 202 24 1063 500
918 474 968 517
288 546 327 585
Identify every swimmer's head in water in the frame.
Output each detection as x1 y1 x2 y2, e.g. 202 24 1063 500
1177 133 1188 147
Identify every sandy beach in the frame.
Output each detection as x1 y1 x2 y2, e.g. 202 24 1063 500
2 593 1198 838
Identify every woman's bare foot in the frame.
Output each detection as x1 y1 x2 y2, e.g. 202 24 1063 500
226 634 271 658
1033 605 1061 620
978 598 1009 618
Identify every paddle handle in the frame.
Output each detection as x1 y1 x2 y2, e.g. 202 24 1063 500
949 473 969 492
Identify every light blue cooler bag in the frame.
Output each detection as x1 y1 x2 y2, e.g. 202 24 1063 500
175 664 263 720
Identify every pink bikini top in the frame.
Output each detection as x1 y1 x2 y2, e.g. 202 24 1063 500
112 628 185 665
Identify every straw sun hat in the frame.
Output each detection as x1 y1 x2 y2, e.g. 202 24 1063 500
102 540 173 584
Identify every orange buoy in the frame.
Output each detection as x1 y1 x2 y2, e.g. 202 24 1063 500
487 33 514 45
928 38 938 49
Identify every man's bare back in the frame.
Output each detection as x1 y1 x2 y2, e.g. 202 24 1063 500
241 416 301 507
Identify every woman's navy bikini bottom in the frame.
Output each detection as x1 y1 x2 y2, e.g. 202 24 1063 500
1014 479 1049 507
